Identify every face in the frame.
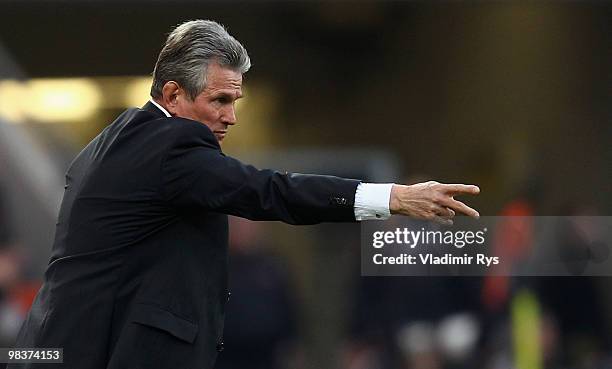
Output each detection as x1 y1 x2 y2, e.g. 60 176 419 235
166 63 243 143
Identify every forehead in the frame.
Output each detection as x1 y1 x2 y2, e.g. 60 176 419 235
204 63 242 91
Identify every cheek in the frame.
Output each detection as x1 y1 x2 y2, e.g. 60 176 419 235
197 105 220 122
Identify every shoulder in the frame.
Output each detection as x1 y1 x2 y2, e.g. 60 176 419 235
153 117 221 151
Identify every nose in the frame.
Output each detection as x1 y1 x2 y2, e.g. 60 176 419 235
223 106 237 126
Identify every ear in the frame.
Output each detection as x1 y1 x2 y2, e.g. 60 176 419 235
160 81 183 115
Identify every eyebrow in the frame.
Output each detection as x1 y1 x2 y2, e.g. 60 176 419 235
214 90 243 99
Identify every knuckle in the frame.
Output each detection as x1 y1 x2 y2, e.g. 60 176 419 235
433 194 445 203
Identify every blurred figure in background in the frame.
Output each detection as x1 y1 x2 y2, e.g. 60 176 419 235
0 180 24 351
534 202 609 369
214 217 297 369
481 178 542 314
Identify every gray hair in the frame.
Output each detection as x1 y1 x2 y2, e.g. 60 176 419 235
150 20 251 100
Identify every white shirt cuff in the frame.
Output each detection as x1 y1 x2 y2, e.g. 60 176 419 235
354 183 394 221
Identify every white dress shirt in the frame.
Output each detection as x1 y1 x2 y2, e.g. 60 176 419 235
148 99 394 221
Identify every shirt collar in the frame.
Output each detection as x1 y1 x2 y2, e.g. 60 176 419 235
149 99 172 118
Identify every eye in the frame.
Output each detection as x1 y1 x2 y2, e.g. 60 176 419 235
215 97 229 104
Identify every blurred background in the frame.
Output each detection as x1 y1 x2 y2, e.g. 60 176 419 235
0 1 611 368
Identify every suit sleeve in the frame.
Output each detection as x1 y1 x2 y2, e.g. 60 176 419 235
161 122 360 224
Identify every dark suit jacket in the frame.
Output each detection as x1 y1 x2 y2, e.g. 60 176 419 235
9 102 359 369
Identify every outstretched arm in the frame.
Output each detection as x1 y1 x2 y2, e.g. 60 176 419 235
162 121 480 225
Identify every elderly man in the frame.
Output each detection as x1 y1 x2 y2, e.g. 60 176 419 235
10 20 479 369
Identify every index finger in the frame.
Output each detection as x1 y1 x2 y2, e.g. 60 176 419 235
442 184 480 196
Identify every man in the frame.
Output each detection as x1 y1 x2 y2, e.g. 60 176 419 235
10 20 479 369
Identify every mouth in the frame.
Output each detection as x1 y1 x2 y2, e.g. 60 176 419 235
214 131 227 140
